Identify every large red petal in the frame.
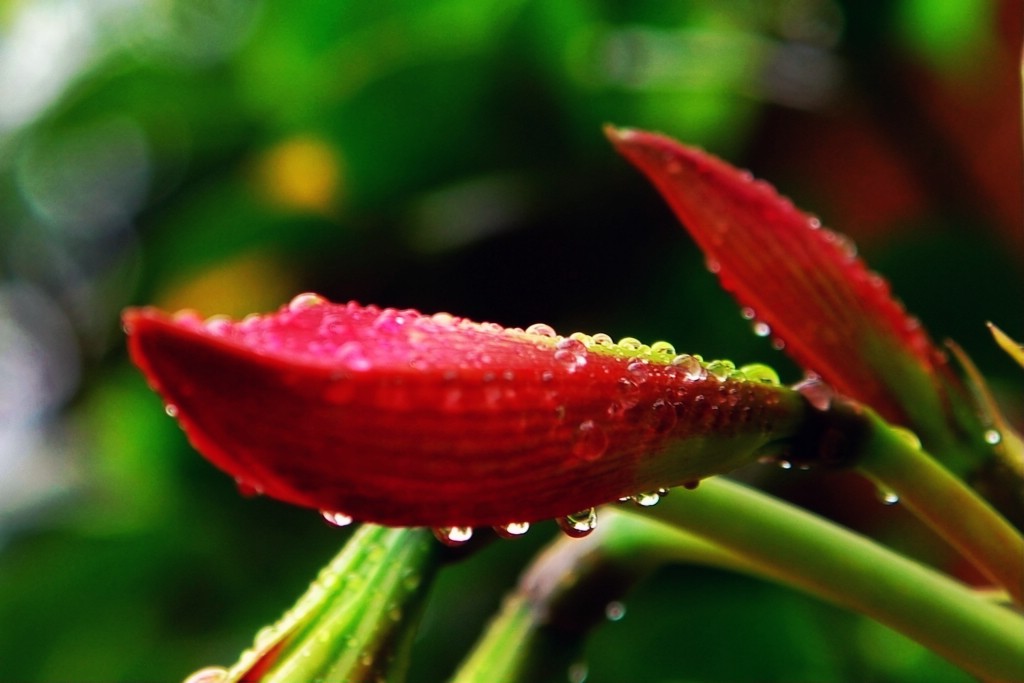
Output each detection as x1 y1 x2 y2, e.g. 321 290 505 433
124 296 808 527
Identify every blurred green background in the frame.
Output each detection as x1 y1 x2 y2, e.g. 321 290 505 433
1 1 1021 681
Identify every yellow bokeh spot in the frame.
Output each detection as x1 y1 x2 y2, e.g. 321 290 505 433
254 135 344 215
157 250 300 319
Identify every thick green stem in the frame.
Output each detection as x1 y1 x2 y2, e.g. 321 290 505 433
856 411 1024 605
199 526 440 683
644 478 1024 682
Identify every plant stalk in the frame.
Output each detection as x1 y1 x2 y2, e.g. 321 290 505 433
644 478 1024 682
855 411 1024 605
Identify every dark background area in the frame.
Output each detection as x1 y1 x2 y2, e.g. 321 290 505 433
0 1 1021 681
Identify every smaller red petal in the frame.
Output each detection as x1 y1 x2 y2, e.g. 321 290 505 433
124 297 808 527
607 126 957 432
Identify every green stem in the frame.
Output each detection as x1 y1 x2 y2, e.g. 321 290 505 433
856 411 1024 605
450 511 754 683
205 525 440 683
644 478 1024 682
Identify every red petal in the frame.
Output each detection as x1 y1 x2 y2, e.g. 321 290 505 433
607 126 958 433
124 296 807 527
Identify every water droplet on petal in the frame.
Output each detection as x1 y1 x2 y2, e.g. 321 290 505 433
616 377 641 410
183 667 229 683
632 491 661 507
558 508 598 538
752 321 771 337
204 315 233 336
617 337 643 352
554 338 588 371
984 429 1002 445
164 403 179 418
740 307 756 320
739 363 780 385
672 354 705 381
335 341 372 371
650 340 676 357
321 510 354 527
288 292 326 312
433 526 474 547
526 323 557 338
235 478 263 497
646 399 677 435
705 360 735 381
571 420 608 461
627 360 650 383
494 521 531 538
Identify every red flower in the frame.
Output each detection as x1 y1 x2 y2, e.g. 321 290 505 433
124 296 807 528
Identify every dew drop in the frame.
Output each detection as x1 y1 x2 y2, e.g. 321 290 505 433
650 340 676 357
568 661 589 683
631 491 661 507
254 625 279 649
646 399 677 435
752 321 771 337
558 508 598 538
494 521 531 538
554 338 588 371
891 427 922 450
682 480 699 490
183 667 229 683
672 354 705 381
164 403 179 418
617 336 643 353
771 337 786 350
739 363 780 385
616 377 641 410
793 375 832 411
571 420 609 461
705 256 721 274
984 429 1002 445
526 323 557 338
288 292 326 312
740 306 756 320
604 601 627 621
705 360 735 381
591 332 614 347
335 341 372 371
235 478 263 498
878 489 900 505
204 315 233 336
627 360 650 383
808 216 822 229
433 526 474 547
321 510 354 527
777 460 794 470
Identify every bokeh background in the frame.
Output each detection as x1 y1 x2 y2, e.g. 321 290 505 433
1 1 1022 681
